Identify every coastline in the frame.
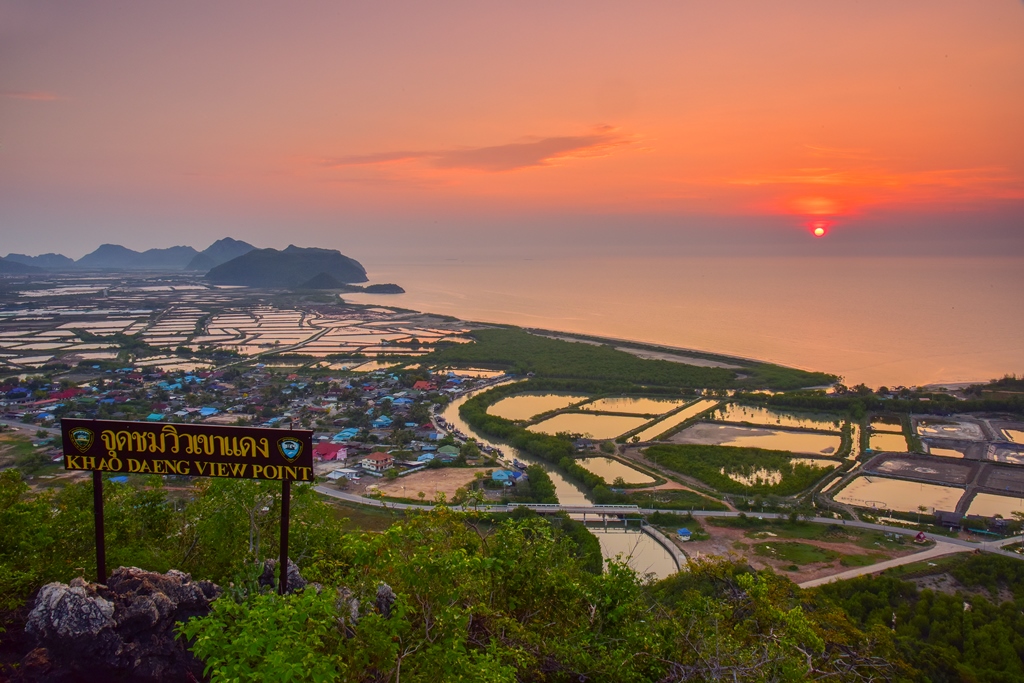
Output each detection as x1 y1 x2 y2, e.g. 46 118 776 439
340 254 1023 388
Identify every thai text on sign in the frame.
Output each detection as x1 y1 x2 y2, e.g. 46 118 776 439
60 419 314 482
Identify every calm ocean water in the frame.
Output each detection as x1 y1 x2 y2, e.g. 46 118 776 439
345 255 1024 388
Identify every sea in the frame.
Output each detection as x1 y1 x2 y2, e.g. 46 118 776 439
342 254 1023 388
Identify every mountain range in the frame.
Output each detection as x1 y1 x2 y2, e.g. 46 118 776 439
2 237 255 272
0 240 391 290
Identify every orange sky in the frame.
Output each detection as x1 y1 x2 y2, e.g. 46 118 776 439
1 0 1022 254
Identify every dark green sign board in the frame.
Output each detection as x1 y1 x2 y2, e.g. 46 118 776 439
60 418 314 593
61 418 313 481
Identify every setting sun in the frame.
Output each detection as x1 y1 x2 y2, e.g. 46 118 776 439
809 219 830 237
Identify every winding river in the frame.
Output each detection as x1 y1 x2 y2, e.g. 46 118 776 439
440 383 682 576
440 388 591 505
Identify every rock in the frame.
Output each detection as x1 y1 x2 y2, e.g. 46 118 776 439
376 583 396 618
26 580 114 639
334 587 360 637
20 567 221 683
257 558 308 594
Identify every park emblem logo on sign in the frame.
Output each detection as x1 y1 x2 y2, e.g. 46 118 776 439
277 437 303 462
69 427 95 453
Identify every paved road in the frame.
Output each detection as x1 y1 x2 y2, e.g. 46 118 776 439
798 541 972 589
0 419 60 436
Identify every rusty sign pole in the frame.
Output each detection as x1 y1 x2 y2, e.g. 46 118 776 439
279 479 291 595
92 471 107 584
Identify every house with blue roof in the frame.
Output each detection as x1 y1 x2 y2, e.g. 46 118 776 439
332 428 360 442
5 388 31 402
492 470 524 484
372 415 393 429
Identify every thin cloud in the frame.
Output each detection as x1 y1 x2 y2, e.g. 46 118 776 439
323 127 628 173
730 166 1019 191
2 90 61 101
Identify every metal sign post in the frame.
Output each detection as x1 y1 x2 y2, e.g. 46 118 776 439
60 419 314 587
279 479 291 595
92 471 106 584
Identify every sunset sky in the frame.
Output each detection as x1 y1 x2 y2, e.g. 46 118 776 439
2 0 1022 258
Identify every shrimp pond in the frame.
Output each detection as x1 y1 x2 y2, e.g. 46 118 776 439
528 413 650 440
487 393 590 421
632 399 721 441
869 418 903 433
834 476 963 513
712 404 841 432
580 397 684 415
577 457 656 485
1003 429 1024 444
669 423 841 455
966 493 1024 519
869 432 909 452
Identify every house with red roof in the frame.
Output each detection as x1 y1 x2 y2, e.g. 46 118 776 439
360 451 394 473
314 442 347 462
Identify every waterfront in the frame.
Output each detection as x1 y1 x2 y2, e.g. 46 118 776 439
344 254 1024 388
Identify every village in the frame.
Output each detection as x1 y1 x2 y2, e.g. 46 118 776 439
0 359 538 502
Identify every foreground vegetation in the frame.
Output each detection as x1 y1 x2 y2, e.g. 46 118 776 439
816 554 1024 682
181 508 896 682
4 469 1024 680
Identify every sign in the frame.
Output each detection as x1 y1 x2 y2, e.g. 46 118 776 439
60 418 313 593
61 418 313 482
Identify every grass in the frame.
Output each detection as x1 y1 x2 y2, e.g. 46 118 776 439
325 500 402 532
852 532 912 551
0 433 60 475
646 511 710 540
754 541 838 565
880 554 967 580
620 488 728 511
839 552 886 568
709 518 917 552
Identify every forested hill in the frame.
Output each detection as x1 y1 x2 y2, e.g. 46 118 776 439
427 327 836 390
205 245 368 287
813 553 1024 681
